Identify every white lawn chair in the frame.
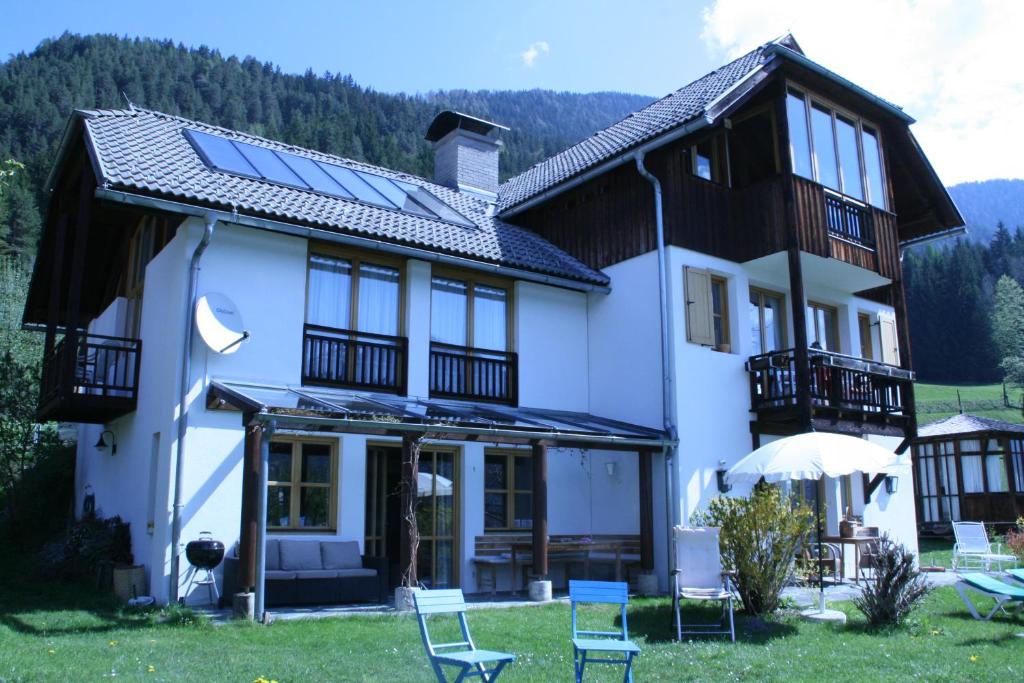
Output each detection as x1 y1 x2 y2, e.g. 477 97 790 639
952 522 1017 571
673 526 735 642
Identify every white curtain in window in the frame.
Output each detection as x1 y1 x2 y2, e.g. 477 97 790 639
961 455 984 494
431 278 467 345
306 255 351 328
985 454 1008 493
473 285 507 351
357 263 399 335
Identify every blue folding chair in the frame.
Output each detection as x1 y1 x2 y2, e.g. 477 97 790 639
413 588 515 682
569 580 641 683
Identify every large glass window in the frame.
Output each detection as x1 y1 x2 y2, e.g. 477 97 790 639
430 276 509 351
807 302 839 352
749 288 785 356
861 126 886 209
835 115 864 200
484 451 533 530
267 439 336 530
786 91 814 179
810 104 840 191
306 252 400 334
960 440 985 494
787 86 888 208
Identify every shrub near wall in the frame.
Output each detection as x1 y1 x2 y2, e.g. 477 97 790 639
693 484 813 615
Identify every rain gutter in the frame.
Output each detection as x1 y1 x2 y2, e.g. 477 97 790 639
168 213 217 604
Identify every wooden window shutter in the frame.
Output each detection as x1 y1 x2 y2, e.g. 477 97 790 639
878 312 901 365
684 267 715 346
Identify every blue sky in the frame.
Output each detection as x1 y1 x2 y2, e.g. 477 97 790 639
1 0 1018 184
0 0 721 97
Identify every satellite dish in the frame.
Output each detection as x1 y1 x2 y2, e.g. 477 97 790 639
196 293 249 354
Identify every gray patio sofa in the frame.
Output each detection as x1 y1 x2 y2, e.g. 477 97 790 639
222 539 387 606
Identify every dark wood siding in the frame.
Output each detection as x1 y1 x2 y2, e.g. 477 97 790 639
510 96 902 279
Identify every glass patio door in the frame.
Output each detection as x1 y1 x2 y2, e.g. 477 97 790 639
364 446 458 590
417 449 457 588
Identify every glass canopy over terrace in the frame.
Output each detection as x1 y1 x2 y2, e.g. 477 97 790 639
208 380 669 450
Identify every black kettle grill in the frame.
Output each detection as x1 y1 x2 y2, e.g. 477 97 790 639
184 532 225 605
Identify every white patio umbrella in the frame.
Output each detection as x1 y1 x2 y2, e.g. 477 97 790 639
726 432 899 614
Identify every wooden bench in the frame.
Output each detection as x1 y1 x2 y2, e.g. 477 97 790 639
471 534 642 594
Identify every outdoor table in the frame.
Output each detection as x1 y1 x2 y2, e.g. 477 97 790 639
822 535 880 585
508 540 627 593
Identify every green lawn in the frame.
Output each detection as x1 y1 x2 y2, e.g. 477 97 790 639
915 382 1024 425
2 560 1023 682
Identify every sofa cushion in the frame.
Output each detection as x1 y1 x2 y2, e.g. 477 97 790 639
336 568 377 579
265 570 297 580
266 539 281 571
293 569 338 580
279 540 324 571
321 540 362 570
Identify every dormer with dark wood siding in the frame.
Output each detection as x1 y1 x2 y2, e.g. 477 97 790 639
500 34 963 445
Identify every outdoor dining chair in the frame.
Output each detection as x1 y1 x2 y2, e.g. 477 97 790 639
952 521 1016 570
569 580 641 683
413 589 515 682
673 526 736 642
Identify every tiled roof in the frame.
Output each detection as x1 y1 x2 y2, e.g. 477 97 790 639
80 108 608 286
498 42 771 213
917 413 1024 438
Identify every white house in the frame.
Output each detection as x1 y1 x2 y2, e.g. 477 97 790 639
24 34 963 608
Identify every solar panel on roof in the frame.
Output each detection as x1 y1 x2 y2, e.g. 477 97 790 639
281 154 353 198
393 179 474 227
185 129 258 178
357 172 434 218
235 142 308 187
317 163 396 208
184 128 477 228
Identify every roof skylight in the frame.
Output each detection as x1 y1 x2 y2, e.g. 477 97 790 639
184 129 474 228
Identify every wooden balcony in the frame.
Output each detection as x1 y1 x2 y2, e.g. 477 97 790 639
747 348 914 436
301 324 408 394
791 176 901 281
38 333 141 423
429 342 518 405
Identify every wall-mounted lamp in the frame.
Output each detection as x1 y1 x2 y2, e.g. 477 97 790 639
716 460 732 494
884 475 899 495
605 461 618 477
94 430 117 455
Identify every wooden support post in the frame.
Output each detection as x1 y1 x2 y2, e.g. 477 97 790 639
43 213 68 357
890 280 918 438
237 419 261 592
531 442 548 579
400 434 422 587
639 449 655 573
775 89 813 432
61 167 95 383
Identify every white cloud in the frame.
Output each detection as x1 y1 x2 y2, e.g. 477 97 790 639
521 41 550 68
701 0 1024 185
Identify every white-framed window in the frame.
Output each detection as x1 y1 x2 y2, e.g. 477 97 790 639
786 86 888 209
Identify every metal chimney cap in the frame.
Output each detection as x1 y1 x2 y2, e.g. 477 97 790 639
425 111 509 142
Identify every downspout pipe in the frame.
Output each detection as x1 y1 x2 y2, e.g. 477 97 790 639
634 152 681 590
169 214 218 603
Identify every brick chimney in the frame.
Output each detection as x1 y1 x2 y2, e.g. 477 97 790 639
425 111 508 200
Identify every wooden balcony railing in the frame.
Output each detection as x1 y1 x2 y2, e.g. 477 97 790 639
302 324 407 394
38 333 141 422
747 348 914 418
429 342 517 404
824 190 874 247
